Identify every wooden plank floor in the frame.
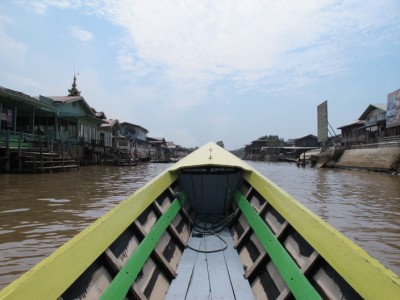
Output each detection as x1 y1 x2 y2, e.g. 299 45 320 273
166 228 254 299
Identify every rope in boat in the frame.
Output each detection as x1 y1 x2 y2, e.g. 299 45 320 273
186 214 234 254
177 180 234 254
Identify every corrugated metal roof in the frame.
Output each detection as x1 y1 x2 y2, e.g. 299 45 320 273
120 122 149 133
337 120 365 129
147 137 165 142
294 134 317 141
358 103 387 120
46 96 84 103
0 86 55 110
99 119 120 128
42 95 97 119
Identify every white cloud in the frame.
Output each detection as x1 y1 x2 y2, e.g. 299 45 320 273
31 2 48 14
8 0 400 126
116 50 134 71
70 26 94 42
23 0 399 91
30 0 83 14
93 0 399 89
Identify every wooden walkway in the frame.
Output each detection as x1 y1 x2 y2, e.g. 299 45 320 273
166 228 254 299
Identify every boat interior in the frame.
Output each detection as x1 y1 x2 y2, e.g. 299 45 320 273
59 166 362 299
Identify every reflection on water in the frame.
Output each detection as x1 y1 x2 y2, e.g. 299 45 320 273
0 162 399 289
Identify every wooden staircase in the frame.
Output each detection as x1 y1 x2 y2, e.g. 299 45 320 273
17 150 79 173
0 131 79 173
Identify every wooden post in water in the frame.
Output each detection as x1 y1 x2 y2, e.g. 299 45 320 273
18 132 22 172
39 134 44 173
103 145 106 165
61 140 65 171
5 129 10 172
76 138 80 170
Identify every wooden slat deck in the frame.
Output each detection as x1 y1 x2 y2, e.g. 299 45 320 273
166 228 254 299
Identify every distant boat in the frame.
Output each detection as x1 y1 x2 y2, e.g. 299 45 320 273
1 142 399 299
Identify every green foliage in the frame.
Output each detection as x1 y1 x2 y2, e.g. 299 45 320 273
230 148 245 158
258 135 286 146
216 140 225 148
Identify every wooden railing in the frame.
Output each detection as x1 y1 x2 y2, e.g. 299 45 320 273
350 135 400 149
377 135 400 144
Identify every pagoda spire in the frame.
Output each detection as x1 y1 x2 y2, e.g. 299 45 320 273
68 74 81 96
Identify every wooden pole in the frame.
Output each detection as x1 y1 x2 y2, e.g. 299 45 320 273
61 140 64 171
39 134 43 172
18 131 22 172
76 138 80 170
5 129 10 172
31 107 35 134
39 134 44 173
13 105 17 134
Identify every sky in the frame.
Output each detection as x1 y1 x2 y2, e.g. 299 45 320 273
0 0 399 150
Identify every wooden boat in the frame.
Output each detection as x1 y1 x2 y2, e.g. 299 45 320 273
1 142 399 299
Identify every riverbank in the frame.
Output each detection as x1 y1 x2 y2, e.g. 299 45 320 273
304 145 400 174
335 147 400 173
248 145 400 174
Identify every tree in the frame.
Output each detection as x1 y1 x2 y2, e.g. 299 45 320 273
259 135 285 147
216 140 225 148
230 148 244 158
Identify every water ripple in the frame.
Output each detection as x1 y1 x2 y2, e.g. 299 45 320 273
249 161 400 276
0 164 170 288
0 162 399 289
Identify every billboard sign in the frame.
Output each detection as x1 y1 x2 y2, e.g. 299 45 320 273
386 89 400 128
317 100 328 142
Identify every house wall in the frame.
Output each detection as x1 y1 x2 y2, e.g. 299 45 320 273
54 101 87 116
340 126 366 146
122 126 147 142
79 121 100 142
365 108 386 126
98 128 113 147
294 136 319 147
134 142 151 158
38 96 102 143
60 119 78 140
120 124 151 158
387 125 399 136
117 138 132 152
135 128 147 141
363 108 387 142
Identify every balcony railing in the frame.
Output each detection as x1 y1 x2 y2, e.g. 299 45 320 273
350 135 400 149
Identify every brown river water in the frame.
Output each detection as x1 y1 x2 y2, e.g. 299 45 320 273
0 162 399 289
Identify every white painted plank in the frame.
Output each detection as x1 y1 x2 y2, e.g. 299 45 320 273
185 235 211 299
166 235 202 299
220 228 255 299
207 234 236 299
